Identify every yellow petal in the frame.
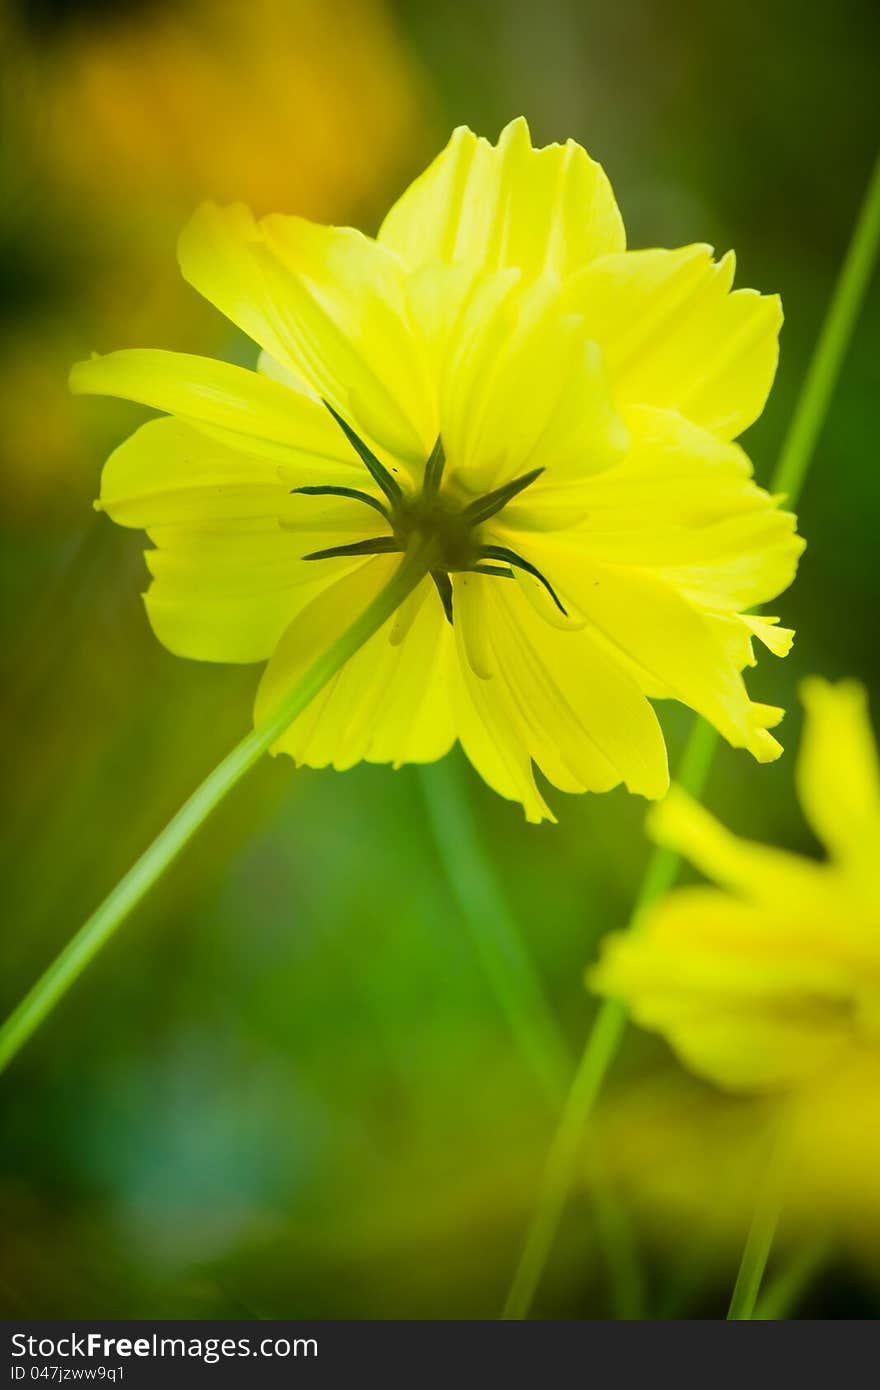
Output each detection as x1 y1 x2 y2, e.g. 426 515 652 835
101 418 383 663
438 272 627 496
144 543 331 664
739 615 795 659
450 623 555 824
71 348 352 469
379 117 625 280
256 559 455 769
442 574 667 813
540 407 803 614
519 531 789 762
404 261 474 384
797 678 880 865
179 202 436 463
454 572 494 679
98 416 287 529
487 581 669 800
564 246 782 439
177 203 304 374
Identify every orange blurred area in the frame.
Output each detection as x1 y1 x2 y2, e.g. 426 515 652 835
13 0 425 222
0 0 428 521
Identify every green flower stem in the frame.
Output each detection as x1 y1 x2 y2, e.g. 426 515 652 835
501 728 716 1321
753 1234 830 1320
726 1188 783 1321
419 758 645 1317
774 152 880 502
727 1120 792 1320
0 540 438 1077
418 755 573 1110
588 1155 645 1320
503 148 880 1321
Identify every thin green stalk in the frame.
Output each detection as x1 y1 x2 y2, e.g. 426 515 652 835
774 152 880 501
726 1192 781 1321
503 149 880 1320
502 727 714 1321
0 541 436 1076
588 1157 645 1320
727 1121 791 1320
418 755 572 1109
753 1234 830 1320
420 756 648 1316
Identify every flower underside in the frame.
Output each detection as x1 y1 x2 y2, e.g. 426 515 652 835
70 117 805 820
295 400 568 624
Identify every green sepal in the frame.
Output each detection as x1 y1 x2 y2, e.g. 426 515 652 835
323 400 404 507
478 544 567 614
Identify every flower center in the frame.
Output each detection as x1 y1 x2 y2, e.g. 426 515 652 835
292 402 567 625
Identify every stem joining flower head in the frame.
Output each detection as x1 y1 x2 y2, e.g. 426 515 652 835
293 402 566 624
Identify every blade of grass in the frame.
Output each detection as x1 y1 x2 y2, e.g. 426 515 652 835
417 754 572 1109
502 148 880 1321
419 757 646 1317
753 1234 830 1320
589 1157 646 1319
727 1120 792 1319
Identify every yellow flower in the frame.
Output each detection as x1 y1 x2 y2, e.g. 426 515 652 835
591 678 880 1089
71 119 802 821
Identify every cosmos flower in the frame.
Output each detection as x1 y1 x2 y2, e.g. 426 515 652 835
71 119 802 821
591 678 880 1090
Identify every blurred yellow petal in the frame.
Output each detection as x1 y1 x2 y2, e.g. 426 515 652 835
797 678 880 865
379 117 625 280
648 784 823 903
592 680 880 1094
592 886 861 1090
565 246 782 439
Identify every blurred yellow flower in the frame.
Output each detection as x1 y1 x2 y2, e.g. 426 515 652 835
593 1064 880 1253
592 678 880 1089
72 119 802 821
15 0 423 224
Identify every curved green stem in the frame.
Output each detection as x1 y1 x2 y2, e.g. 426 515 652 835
502 148 880 1320
0 541 436 1076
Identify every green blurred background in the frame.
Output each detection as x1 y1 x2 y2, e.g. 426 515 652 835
1 0 878 1319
